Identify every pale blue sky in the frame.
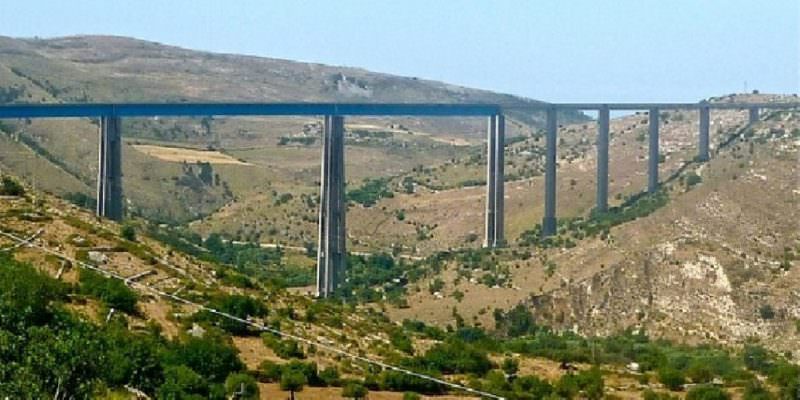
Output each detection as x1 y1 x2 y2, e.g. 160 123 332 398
2 0 798 102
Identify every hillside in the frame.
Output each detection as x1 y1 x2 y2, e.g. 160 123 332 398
385 94 800 355
0 35 586 225
0 180 797 399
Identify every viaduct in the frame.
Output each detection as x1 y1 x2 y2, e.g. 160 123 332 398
0 101 798 297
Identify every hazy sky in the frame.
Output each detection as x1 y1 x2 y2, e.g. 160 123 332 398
2 0 798 102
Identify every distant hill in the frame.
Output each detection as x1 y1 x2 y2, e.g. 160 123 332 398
0 35 584 126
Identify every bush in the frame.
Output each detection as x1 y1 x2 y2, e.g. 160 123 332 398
341 382 368 399
685 173 702 188
258 360 283 382
0 175 24 196
319 366 340 386
403 392 422 400
224 373 259 399
164 334 245 383
657 367 686 391
419 339 492 375
742 345 771 373
120 224 137 242
280 369 307 399
686 359 714 383
79 269 138 314
263 334 306 359
347 178 394 207
742 380 774 400
156 365 208 399
644 390 679 400
686 385 730 400
196 294 267 335
758 304 775 320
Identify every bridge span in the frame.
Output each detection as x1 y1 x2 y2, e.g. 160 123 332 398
0 100 797 297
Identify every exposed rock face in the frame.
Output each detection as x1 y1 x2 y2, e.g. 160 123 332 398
524 113 800 357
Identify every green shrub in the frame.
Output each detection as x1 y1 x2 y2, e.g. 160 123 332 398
758 304 775 320
742 380 774 400
347 178 394 207
742 345 771 373
657 367 686 391
120 224 137 242
195 294 267 335
685 173 702 188
0 175 24 196
341 382 368 399
263 334 306 359
79 269 138 314
164 334 245 383
686 359 714 383
403 392 422 400
686 385 730 400
224 373 259 399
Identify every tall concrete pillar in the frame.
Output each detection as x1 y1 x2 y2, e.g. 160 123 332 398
484 114 505 247
316 115 346 298
596 106 609 213
698 105 710 162
542 107 557 237
484 116 496 247
96 116 122 220
748 107 759 124
494 114 505 246
648 108 660 194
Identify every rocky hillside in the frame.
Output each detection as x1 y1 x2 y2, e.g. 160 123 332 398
0 35 586 224
387 95 800 360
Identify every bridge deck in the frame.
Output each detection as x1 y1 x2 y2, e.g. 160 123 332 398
0 101 797 118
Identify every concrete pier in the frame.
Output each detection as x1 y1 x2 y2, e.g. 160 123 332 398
648 108 660 194
316 115 346 298
596 106 610 213
484 114 505 247
698 105 710 161
542 107 557 237
96 116 122 220
748 107 759 124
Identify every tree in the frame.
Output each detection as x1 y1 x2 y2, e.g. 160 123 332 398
165 334 245 383
79 269 138 314
742 345 771 373
280 370 306 400
403 392 422 400
686 359 714 383
120 224 136 242
258 360 282 382
501 357 520 377
224 373 259 399
0 176 24 196
657 367 686 391
156 365 208 399
319 366 340 386
342 382 368 400
742 380 774 400
686 385 730 400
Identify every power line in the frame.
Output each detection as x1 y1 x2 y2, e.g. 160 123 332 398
0 228 505 400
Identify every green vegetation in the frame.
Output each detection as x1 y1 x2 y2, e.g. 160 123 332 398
62 191 96 210
686 385 730 400
342 381 369 399
0 253 248 399
348 177 394 207
78 269 138 314
278 136 316 146
519 190 669 247
120 223 137 241
146 227 313 288
0 175 25 196
193 293 268 335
